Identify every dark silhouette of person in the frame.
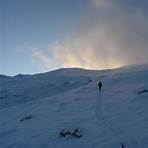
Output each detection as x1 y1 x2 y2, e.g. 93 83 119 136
97 81 102 91
121 143 125 148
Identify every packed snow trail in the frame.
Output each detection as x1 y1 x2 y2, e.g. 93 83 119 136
94 86 134 148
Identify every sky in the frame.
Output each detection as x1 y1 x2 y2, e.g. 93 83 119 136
0 0 148 75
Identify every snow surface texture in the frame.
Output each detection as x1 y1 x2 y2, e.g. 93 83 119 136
0 65 148 148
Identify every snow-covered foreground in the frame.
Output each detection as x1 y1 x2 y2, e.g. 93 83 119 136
0 66 148 148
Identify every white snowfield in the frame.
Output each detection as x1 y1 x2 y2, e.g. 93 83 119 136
0 65 148 148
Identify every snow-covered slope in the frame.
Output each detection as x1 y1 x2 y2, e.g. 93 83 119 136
0 65 148 148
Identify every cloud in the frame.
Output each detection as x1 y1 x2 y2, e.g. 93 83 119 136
91 0 113 8
32 0 148 70
32 49 61 70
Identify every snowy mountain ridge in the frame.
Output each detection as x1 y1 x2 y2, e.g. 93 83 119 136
0 65 148 148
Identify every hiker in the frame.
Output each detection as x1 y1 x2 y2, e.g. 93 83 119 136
121 143 125 148
97 81 102 91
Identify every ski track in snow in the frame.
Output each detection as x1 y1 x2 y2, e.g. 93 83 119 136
94 89 138 148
